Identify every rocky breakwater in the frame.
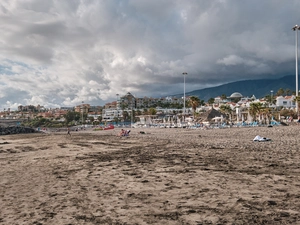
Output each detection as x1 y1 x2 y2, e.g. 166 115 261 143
0 126 36 135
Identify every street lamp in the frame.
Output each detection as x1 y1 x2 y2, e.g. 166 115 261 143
270 90 273 106
270 90 273 118
131 99 134 128
81 101 84 127
182 72 188 114
292 25 300 114
116 94 119 125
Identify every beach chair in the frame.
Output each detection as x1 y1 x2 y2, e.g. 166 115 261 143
220 123 228 128
241 121 248 127
270 121 280 126
250 121 258 127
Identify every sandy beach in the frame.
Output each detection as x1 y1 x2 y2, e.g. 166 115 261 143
0 125 300 224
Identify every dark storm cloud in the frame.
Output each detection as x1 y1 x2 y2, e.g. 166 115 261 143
0 0 299 109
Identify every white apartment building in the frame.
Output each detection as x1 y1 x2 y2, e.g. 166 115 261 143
276 96 296 108
102 108 123 122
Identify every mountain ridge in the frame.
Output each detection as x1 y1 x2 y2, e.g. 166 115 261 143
175 75 296 101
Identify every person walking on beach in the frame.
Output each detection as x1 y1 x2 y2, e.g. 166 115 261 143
67 127 71 136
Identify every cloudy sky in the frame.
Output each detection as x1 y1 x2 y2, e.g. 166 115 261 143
0 0 299 110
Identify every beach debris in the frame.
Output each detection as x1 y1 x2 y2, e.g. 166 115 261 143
267 200 277 205
253 135 271 142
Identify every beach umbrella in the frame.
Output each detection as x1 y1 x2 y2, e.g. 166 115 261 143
278 113 281 121
146 116 152 125
247 112 253 122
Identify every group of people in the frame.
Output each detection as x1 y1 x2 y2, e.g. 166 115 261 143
118 129 131 137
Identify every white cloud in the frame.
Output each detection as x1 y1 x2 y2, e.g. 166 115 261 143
0 0 299 109
217 55 257 66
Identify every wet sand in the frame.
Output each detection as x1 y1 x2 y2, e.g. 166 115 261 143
0 126 300 224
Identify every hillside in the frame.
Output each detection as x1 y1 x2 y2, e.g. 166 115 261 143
176 75 296 101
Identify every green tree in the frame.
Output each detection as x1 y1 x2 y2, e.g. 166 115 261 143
64 111 80 124
294 96 300 116
130 110 136 122
188 96 200 118
221 94 227 100
219 104 232 122
89 116 94 123
148 108 157 115
208 98 215 105
249 102 263 121
265 94 276 106
261 107 271 124
122 111 129 121
276 88 284 96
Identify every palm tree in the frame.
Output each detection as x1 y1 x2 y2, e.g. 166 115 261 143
276 88 284 96
136 109 142 116
122 111 129 121
219 104 232 122
220 94 227 101
249 102 263 121
208 98 215 105
294 96 300 116
260 107 271 125
188 96 200 118
265 94 276 107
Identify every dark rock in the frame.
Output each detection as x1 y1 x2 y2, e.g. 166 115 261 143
0 126 36 135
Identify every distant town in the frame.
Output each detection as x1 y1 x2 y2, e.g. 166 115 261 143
0 88 298 127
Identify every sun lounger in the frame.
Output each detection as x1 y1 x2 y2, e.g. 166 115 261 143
270 121 280 126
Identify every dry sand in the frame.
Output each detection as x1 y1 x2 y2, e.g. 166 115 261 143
0 125 300 225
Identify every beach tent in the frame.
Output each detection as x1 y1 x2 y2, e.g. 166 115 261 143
196 108 226 122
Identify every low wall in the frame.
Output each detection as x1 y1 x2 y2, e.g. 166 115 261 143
0 126 36 135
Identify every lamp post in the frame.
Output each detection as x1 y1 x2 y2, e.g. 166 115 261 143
182 72 188 114
81 101 84 127
270 90 273 106
116 94 119 125
131 99 134 128
270 90 273 117
292 25 300 114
